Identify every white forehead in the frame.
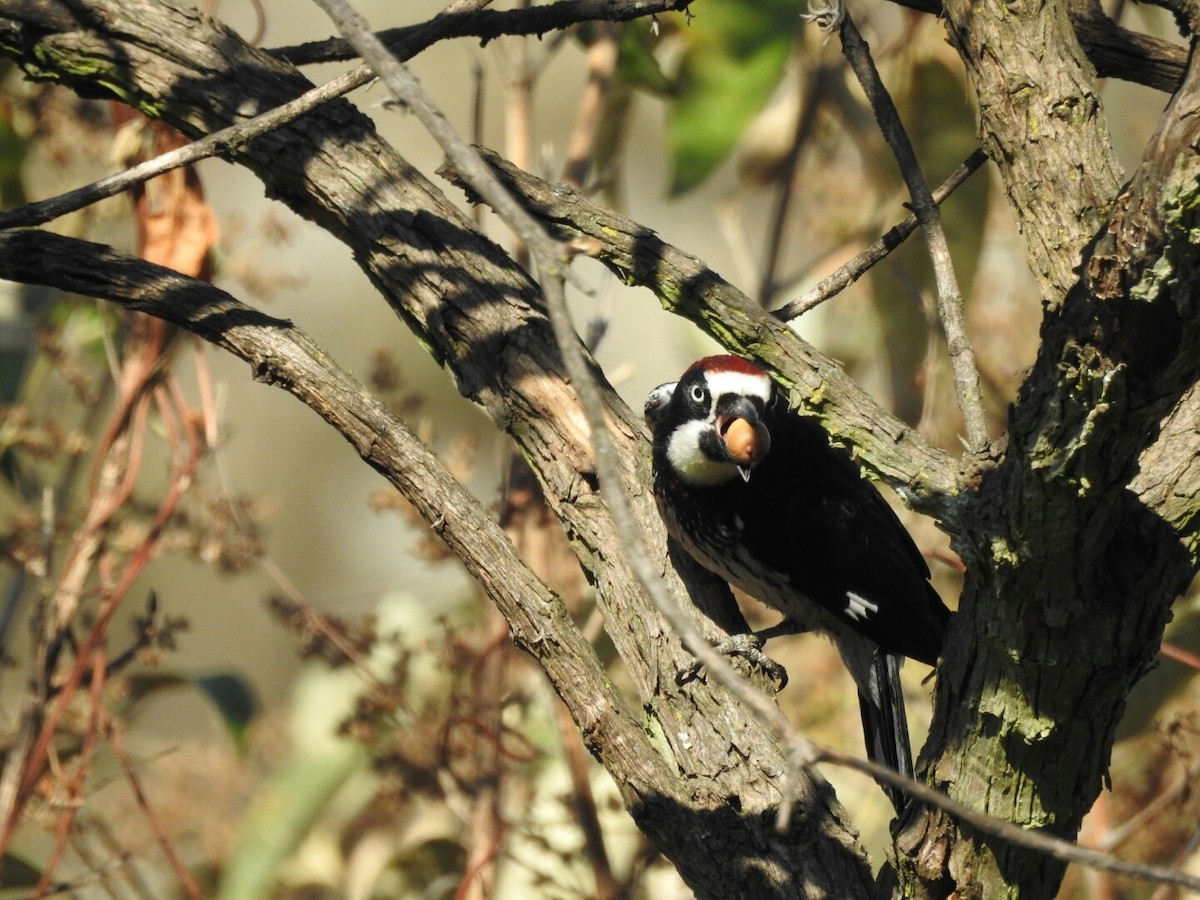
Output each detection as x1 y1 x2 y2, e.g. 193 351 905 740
701 368 773 406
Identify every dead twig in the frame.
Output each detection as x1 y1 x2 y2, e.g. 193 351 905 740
773 148 988 319
0 0 688 234
822 1 989 451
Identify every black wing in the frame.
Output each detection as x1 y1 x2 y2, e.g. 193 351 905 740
736 413 949 665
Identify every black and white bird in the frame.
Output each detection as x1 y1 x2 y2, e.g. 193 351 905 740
645 354 951 812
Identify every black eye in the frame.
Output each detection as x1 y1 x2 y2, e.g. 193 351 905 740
688 383 707 405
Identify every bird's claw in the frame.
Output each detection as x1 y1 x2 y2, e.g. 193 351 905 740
677 633 789 691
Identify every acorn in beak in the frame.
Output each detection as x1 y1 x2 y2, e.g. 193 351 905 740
716 403 771 482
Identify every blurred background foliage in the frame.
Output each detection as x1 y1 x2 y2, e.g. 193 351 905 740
0 0 1196 896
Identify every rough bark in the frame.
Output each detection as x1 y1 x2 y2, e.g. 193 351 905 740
895 4 1200 898
889 0 1190 94
2 0 1199 897
0 1 876 895
941 0 1125 305
444 69 1200 899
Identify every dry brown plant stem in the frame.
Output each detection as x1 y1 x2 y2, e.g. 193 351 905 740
0 358 205 882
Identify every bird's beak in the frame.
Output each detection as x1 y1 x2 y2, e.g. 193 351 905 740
715 399 771 480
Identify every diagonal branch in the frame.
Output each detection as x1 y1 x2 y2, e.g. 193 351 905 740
831 6 988 452
0 228 879 897
0 6 882 890
438 148 962 514
309 0 865 879
0 0 685 233
0 229 670 799
272 0 691 66
774 148 989 320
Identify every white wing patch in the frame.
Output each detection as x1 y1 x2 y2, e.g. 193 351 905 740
845 591 879 622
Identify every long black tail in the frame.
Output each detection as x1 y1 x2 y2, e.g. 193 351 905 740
856 650 914 815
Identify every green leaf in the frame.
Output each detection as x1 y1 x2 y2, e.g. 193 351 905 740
0 853 42 891
666 0 798 194
124 670 260 752
216 746 365 900
614 23 673 96
194 673 260 749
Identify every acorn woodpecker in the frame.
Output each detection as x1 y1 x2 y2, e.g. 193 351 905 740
645 354 951 811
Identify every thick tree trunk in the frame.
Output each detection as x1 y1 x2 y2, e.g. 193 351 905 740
893 4 1200 897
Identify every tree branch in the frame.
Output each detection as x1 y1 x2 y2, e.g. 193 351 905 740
10 223 1200 900
774 148 988 320
0 227 877 896
438 148 963 516
0 0 682 232
905 14 1200 895
271 0 690 66
309 6 883 892
832 6 988 452
6 228 1200 898
0 229 671 799
887 0 1189 94
940 0 1125 302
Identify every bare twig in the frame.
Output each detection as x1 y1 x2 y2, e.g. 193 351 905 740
1149 824 1200 900
311 0 588 297
108 723 204 900
554 699 622 900
1161 640 1200 671
0 72 356 232
34 652 107 898
757 64 822 307
808 742 1200 895
273 0 689 66
455 618 508 900
492 22 535 270
1098 754 1200 852
0 0 686 233
825 3 989 451
470 56 487 230
0 367 203 864
774 148 988 319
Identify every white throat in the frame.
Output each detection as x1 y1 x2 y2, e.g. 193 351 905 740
666 419 741 486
